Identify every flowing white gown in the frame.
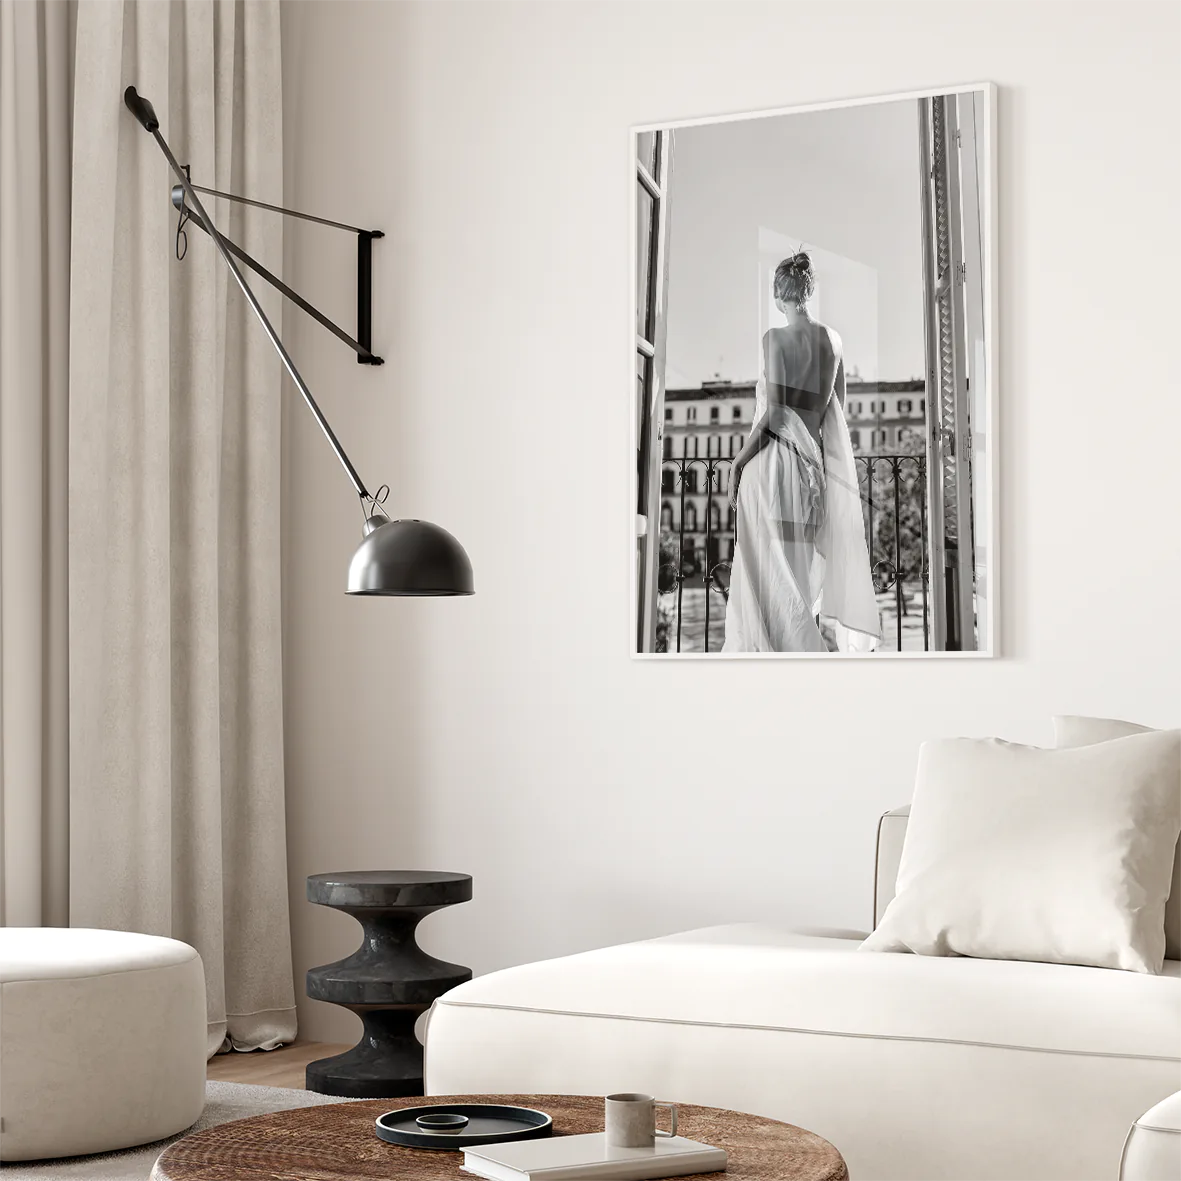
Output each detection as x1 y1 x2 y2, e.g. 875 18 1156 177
722 377 880 653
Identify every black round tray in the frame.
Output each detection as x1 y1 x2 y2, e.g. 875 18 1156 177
374 1103 554 1151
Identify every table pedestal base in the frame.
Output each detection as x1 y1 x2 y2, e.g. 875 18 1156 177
306 1010 426 1098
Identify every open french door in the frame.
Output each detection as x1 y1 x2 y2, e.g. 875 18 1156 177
635 130 672 652
919 95 981 651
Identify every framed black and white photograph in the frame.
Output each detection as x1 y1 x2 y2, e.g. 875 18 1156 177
633 85 997 657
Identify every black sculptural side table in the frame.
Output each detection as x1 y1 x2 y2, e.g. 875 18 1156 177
305 870 472 1098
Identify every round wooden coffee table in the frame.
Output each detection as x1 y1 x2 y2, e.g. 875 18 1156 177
151 1093 847 1180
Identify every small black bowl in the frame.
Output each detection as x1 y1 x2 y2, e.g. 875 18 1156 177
415 1113 469 1132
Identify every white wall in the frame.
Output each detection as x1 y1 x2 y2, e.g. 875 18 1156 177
281 0 1181 1043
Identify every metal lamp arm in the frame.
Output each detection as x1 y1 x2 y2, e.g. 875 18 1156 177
124 86 372 504
173 197 380 365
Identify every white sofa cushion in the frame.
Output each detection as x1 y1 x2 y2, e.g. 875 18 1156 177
434 925 1179 1061
1054 716 1181 961
861 732 1181 972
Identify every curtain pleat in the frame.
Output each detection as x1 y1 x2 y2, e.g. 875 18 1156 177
68 0 295 1057
0 0 72 929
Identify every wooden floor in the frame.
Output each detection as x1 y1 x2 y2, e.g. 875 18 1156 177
207 1041 352 1090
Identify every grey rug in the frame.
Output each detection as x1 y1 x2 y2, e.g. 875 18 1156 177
6 1080 351 1180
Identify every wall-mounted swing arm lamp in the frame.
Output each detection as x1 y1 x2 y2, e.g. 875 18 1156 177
123 85 473 597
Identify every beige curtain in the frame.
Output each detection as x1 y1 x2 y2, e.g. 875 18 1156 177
0 0 72 929
69 0 296 1056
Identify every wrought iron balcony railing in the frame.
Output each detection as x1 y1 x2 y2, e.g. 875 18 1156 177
655 453 929 653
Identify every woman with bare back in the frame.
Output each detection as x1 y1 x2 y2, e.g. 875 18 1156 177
723 252 880 652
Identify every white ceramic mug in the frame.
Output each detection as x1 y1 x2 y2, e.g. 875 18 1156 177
604 1092 679 1147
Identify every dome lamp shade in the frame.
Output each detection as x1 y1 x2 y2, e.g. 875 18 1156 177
348 516 474 596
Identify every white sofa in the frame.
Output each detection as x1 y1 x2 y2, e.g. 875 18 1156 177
425 807 1181 1181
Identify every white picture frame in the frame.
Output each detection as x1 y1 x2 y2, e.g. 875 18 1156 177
631 83 998 659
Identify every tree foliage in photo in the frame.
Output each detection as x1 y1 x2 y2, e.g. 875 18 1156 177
861 433 927 589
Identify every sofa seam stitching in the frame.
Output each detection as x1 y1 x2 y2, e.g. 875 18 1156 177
0 957 199 985
434 999 1180 1064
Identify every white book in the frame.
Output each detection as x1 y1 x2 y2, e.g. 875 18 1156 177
461 1132 728 1181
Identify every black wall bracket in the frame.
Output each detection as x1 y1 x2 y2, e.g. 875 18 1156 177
172 178 384 365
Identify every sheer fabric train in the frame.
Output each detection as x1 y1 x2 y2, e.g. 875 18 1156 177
723 378 880 653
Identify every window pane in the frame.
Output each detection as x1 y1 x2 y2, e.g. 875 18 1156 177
637 131 657 175
636 185 654 337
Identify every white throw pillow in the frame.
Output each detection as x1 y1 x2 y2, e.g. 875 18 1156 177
861 731 1181 973
1053 716 1154 745
1053 716 1180 961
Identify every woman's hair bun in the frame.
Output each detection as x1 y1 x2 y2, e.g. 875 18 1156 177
774 252 816 307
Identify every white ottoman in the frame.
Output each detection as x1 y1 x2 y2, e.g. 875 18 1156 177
0 928 207 1161
1122 1091 1181 1181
